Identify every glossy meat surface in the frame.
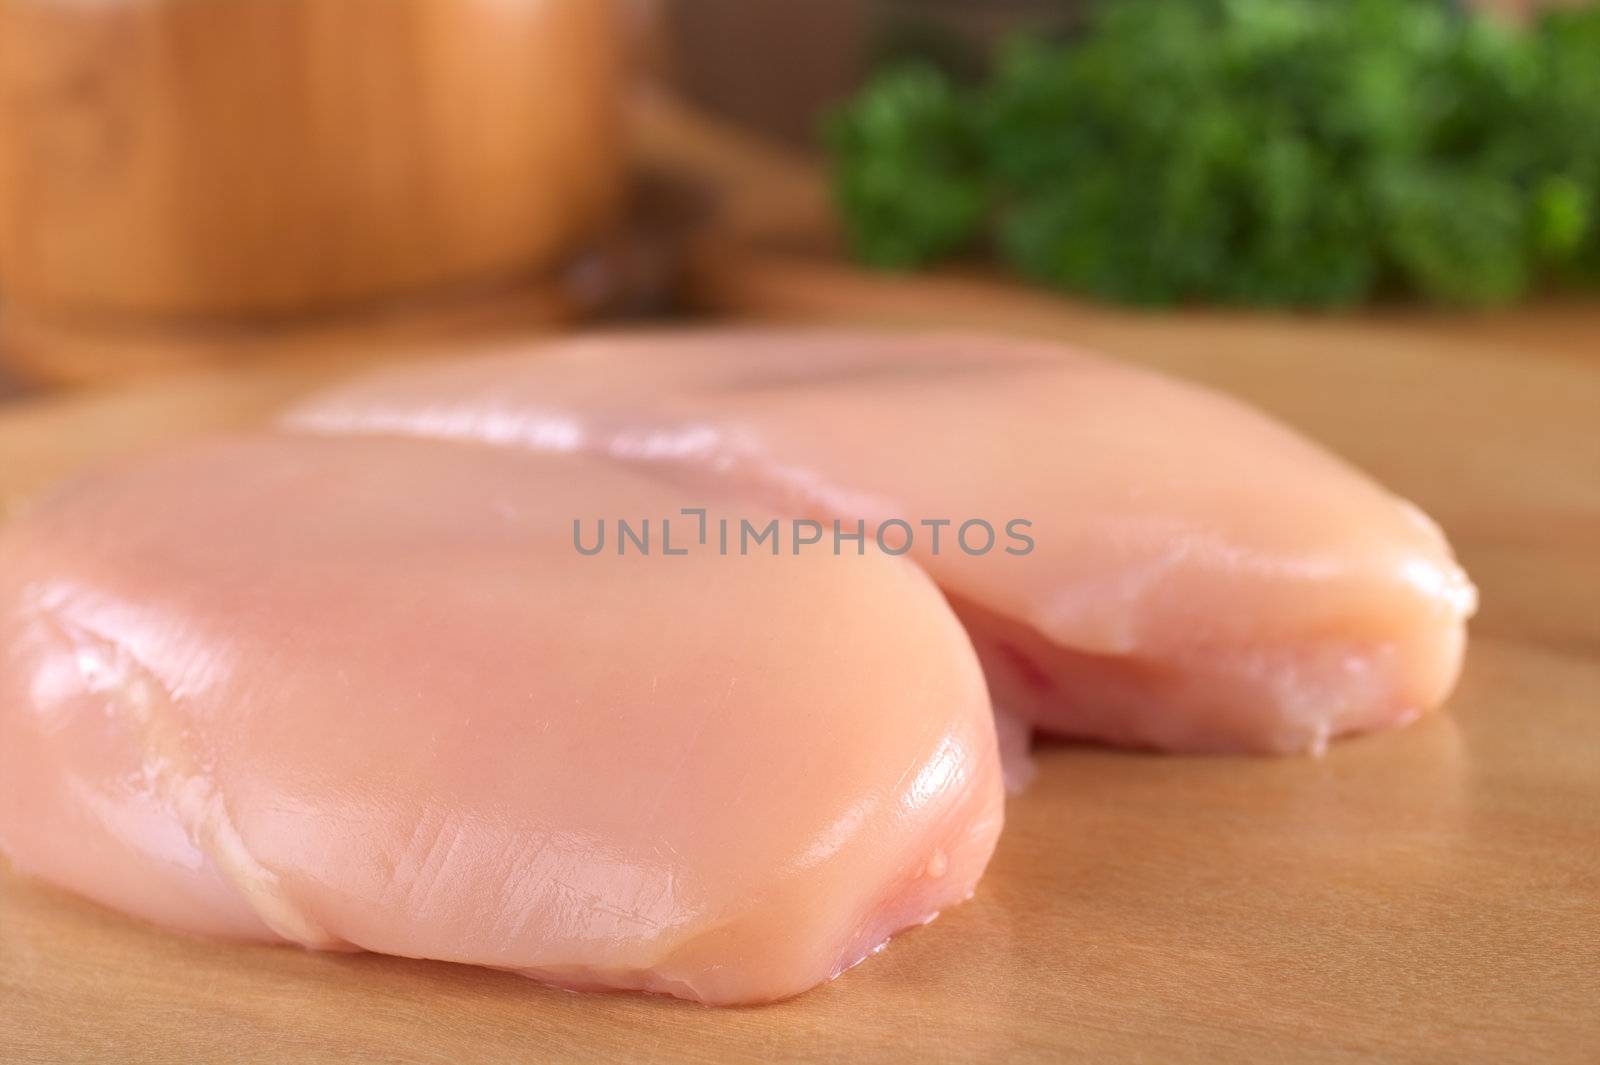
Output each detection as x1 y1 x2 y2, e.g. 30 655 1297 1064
289 329 1478 754
0 435 1003 1004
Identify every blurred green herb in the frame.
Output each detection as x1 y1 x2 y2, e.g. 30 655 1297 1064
827 64 986 269
825 0 1600 307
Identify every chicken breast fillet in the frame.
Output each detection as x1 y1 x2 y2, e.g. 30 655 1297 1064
0 434 1003 1005
288 329 1478 754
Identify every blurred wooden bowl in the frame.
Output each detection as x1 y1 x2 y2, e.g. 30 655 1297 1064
0 0 625 379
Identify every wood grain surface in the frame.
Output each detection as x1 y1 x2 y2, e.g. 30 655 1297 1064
1 98 1598 1065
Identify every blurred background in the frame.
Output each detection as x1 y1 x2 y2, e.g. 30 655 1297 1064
0 0 1596 402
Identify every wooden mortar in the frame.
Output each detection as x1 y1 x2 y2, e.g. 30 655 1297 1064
0 0 626 383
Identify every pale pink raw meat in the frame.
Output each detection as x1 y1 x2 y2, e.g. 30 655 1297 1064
288 328 1478 754
0 434 1003 1005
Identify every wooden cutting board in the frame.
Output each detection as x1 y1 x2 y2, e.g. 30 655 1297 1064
2 292 1597 1065
3 104 1599 1063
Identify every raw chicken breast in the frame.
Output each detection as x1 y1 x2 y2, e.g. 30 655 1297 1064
288 329 1478 754
0 434 1003 1005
